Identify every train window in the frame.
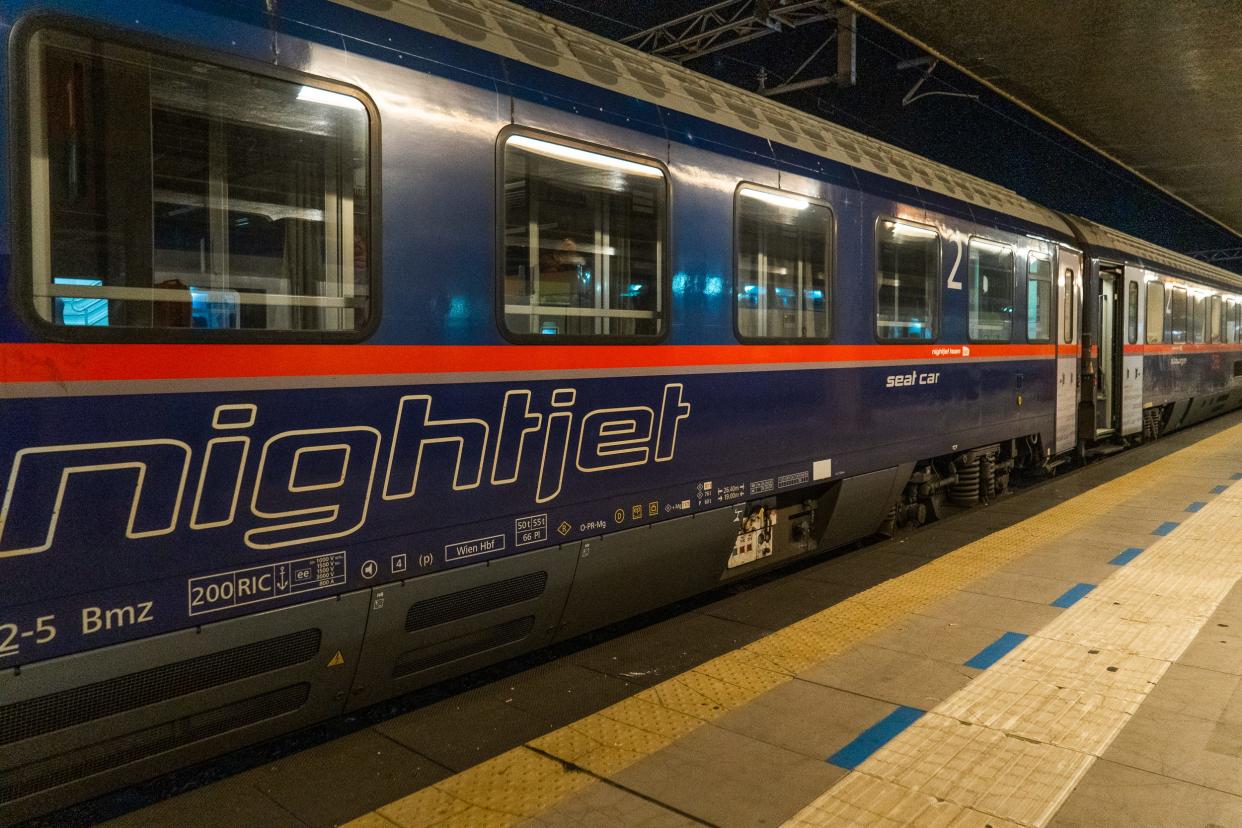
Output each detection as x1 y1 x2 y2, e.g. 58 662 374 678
25 29 373 336
1170 287 1187 344
501 133 665 339
1236 300 1242 342
1211 295 1223 343
1145 282 1165 344
967 239 1013 342
1192 294 1206 343
1026 254 1052 342
735 186 832 341
875 219 938 341
1062 268 1075 344
1127 281 1139 345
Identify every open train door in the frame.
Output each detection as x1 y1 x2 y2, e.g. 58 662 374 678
1120 265 1145 436
1055 246 1083 454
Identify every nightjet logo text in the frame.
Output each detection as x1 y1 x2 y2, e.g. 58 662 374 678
0 384 691 558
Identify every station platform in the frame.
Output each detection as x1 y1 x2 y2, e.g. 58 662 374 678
89 411 1242 828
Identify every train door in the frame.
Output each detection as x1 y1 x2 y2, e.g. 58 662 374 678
1055 247 1082 454
1095 267 1119 435
1120 266 1144 436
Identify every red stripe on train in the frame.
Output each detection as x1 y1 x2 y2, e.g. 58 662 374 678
1124 343 1242 355
0 343 1058 384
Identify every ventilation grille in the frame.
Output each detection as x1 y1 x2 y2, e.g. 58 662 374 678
0 629 320 746
405 572 547 632
1 684 310 805
393 617 535 678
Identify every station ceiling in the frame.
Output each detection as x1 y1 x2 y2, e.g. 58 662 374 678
840 0 1242 238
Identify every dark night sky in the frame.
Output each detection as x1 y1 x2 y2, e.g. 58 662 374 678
511 0 1242 272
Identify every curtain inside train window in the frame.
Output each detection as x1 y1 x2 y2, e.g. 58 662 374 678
26 28 372 334
501 134 665 339
1145 281 1165 344
735 186 832 341
875 219 938 341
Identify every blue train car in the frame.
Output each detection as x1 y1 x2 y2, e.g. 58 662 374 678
2 0 1241 817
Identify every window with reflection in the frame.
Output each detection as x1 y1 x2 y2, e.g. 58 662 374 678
1170 287 1187 343
876 219 938 340
1146 282 1165 344
501 134 665 339
1192 294 1206 343
1127 281 1139 345
967 239 1013 341
1062 268 1076 344
1026 254 1052 342
27 29 372 334
1210 295 1223 343
735 187 832 341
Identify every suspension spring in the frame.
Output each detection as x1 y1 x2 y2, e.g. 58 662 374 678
949 458 980 505
980 454 996 503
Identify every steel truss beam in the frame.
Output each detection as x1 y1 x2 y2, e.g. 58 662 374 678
1190 247 1242 265
621 0 838 64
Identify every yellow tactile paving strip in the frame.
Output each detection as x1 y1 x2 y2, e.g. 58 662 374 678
347 420 1242 828
785 436 1242 826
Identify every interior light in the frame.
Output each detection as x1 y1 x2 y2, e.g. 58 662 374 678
297 85 365 111
507 135 664 177
886 221 937 239
971 238 1011 255
739 187 809 211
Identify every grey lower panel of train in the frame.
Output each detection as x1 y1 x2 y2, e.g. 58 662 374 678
0 463 936 823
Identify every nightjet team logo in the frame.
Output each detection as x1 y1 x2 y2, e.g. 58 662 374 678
0 384 691 559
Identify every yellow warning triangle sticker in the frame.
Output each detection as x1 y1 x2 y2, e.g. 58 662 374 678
326 650 345 668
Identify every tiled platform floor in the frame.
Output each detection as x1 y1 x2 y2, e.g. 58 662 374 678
79 409 1242 828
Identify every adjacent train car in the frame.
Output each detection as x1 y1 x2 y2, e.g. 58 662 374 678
1069 217 1242 441
1 0 1240 818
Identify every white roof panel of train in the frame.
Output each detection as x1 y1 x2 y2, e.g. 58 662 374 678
329 0 1070 231
1070 215 1242 290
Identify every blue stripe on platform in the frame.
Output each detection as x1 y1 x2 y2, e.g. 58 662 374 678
1051 582 1096 609
965 631 1028 670
1213 485 1229 494
1153 521 1179 536
1186 502 1206 513
827 706 924 770
1110 547 1144 565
